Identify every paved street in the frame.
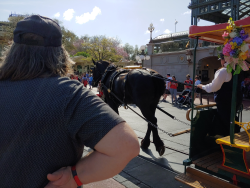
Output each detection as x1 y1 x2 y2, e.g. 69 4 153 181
84 87 250 188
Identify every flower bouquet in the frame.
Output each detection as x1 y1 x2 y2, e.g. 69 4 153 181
218 18 250 74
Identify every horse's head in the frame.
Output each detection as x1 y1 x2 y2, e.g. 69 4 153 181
92 59 110 87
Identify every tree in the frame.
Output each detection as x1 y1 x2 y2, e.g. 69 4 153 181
0 15 25 54
53 19 77 54
123 43 134 60
82 35 124 62
70 35 91 55
2 15 25 41
74 51 90 57
61 26 77 54
131 45 139 61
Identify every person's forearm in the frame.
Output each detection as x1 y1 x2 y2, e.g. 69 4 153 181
76 122 139 185
75 150 132 184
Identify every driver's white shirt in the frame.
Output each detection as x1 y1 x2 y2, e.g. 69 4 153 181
202 64 232 93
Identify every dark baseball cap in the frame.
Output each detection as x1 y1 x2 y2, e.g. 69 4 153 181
14 15 62 47
218 53 224 60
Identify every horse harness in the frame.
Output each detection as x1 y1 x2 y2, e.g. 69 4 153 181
100 64 130 107
100 65 160 108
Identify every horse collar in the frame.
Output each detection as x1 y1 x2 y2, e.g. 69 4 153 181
100 64 117 84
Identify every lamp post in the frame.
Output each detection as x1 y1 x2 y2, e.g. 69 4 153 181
135 45 150 67
186 49 193 64
175 19 178 33
148 23 155 42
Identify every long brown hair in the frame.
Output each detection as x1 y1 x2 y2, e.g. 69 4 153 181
0 33 73 81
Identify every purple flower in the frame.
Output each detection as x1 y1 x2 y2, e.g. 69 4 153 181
242 34 249 40
230 50 236 56
240 30 245 35
232 37 243 46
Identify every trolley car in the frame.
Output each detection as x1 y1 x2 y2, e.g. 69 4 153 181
175 17 250 187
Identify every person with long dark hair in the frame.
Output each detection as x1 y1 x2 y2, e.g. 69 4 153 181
197 53 243 136
0 15 139 188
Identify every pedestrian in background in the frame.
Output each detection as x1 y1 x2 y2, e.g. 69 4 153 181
82 74 88 87
89 74 93 89
194 76 202 104
170 75 178 104
161 73 172 102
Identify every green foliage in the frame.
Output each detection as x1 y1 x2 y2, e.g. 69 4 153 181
123 43 134 60
61 26 77 53
53 19 78 53
234 65 241 75
131 45 139 61
74 51 90 57
1 15 25 41
227 64 233 73
82 35 123 62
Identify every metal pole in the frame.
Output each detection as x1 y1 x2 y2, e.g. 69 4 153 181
191 37 198 122
229 12 238 144
230 72 238 144
189 37 199 158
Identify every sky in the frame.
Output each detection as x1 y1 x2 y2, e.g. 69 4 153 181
0 0 214 48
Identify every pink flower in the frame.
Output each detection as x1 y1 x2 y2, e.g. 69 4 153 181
223 43 232 56
222 31 229 38
244 37 250 43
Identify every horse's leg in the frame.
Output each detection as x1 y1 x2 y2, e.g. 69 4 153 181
138 103 165 156
150 104 165 156
141 120 152 149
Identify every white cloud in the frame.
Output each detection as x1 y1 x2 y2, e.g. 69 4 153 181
160 19 164 22
76 6 101 24
63 9 75 21
145 30 150 34
54 12 60 17
155 30 160 33
183 10 191 15
164 29 171 34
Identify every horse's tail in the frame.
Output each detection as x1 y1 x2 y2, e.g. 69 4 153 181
151 72 165 98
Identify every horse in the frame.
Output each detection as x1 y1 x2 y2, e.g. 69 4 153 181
92 60 166 156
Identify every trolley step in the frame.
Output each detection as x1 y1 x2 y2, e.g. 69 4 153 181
175 167 239 188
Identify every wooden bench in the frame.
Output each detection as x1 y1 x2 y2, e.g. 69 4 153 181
216 121 250 175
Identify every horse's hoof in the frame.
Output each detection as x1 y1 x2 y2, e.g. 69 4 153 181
141 139 150 149
157 146 165 156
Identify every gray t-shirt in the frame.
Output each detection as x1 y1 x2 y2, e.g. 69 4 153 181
0 76 124 188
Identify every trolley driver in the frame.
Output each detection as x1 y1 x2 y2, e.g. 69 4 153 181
197 53 243 136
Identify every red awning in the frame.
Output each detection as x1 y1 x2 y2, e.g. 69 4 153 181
189 17 250 44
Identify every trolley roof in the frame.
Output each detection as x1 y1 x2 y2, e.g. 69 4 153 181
189 16 250 44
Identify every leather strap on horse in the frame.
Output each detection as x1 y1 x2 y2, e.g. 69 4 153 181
156 106 175 119
100 66 129 108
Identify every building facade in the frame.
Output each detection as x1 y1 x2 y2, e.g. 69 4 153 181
144 31 220 84
144 0 250 84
